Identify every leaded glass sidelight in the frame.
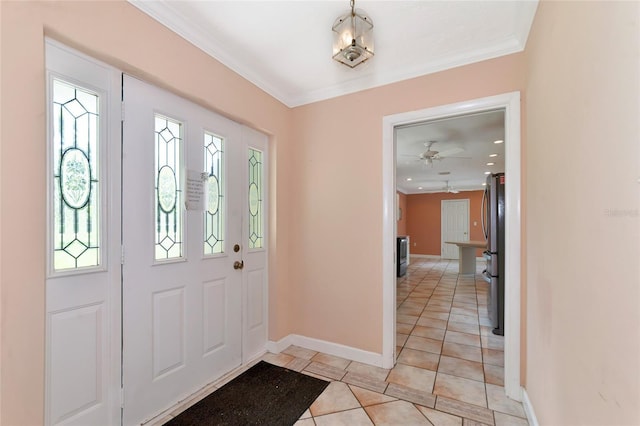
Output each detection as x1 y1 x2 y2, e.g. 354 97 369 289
203 133 224 255
248 148 263 249
52 79 100 271
155 115 183 260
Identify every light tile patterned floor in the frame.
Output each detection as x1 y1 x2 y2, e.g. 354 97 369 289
152 258 528 426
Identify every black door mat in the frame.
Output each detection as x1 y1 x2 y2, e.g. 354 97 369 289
164 361 330 426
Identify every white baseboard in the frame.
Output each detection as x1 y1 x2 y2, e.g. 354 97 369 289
522 388 539 426
267 334 384 367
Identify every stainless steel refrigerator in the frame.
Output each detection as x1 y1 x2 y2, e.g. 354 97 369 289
481 173 505 336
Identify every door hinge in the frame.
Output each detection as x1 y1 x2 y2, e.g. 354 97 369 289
121 101 125 121
121 245 125 265
120 387 125 408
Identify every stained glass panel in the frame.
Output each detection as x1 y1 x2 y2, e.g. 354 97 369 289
248 148 263 249
155 115 183 260
52 79 100 271
203 133 224 255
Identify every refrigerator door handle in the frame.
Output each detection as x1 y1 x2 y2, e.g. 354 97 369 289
481 187 488 240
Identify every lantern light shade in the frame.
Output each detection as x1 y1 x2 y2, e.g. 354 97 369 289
332 3 374 68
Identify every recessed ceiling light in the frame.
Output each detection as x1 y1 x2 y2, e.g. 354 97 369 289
489 154 498 157
418 186 423 190
406 177 412 181
484 171 491 175
486 162 495 166
494 140 504 144
482 182 487 186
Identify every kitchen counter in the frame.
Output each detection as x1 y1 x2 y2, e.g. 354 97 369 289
444 240 487 275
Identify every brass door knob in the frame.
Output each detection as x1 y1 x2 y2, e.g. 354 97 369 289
233 260 244 270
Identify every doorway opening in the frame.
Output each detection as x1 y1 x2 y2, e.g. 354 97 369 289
382 92 522 401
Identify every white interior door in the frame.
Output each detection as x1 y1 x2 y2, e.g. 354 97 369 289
45 40 121 426
122 76 250 424
441 199 470 259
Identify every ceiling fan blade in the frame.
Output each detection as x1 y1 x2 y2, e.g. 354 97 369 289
434 147 464 158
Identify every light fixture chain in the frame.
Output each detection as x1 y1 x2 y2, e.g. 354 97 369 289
350 0 355 15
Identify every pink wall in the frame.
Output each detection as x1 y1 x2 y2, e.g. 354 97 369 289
525 1 639 424
406 191 485 256
289 54 526 352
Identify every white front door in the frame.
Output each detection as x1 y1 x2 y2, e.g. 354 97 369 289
45 41 122 426
121 76 268 424
441 199 470 259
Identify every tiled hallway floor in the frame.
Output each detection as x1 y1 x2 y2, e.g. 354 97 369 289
155 257 528 426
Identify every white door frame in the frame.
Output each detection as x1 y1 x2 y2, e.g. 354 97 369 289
441 199 470 259
382 92 522 401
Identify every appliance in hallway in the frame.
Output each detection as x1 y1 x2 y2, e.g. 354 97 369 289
397 236 408 277
481 173 505 336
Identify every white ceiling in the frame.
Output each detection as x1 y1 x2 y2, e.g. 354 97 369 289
395 109 505 194
130 0 535 193
129 0 538 107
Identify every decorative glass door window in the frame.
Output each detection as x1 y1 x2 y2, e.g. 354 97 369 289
203 133 224 255
154 115 183 260
51 79 101 271
248 148 263 249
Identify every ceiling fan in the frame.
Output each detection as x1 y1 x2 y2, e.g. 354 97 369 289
442 180 459 193
419 141 465 165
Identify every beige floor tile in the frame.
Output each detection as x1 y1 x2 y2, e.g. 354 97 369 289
346 361 390 382
305 361 347 381
494 411 529 426
418 317 449 330
422 311 451 321
398 313 419 325
313 408 374 426
299 409 312 419
481 348 504 367
397 332 409 346
416 406 463 426
342 371 389 394
294 418 316 426
283 345 318 360
384 383 436 408
435 396 495 425
433 373 488 407
445 330 482 347
483 364 504 386
485 384 526 418
365 400 432 425
286 357 311 372
412 325 446 340
438 355 485 382
309 381 361 417
448 313 479 325
311 352 351 370
261 351 295 367
397 347 440 371
397 322 415 335
463 419 492 426
349 385 397 407
398 305 424 316
442 342 483 363
387 363 436 393
481 335 504 350
404 335 443 355
447 321 480 335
